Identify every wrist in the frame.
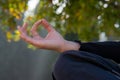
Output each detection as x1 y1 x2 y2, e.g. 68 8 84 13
59 40 80 53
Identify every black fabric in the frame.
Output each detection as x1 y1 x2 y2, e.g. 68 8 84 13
53 50 120 80
53 41 120 80
77 41 120 63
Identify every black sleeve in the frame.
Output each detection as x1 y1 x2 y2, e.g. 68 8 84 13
53 50 120 80
75 41 120 63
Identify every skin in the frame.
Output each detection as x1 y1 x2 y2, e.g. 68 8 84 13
18 19 80 53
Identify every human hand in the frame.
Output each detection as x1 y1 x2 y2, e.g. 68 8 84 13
18 19 80 53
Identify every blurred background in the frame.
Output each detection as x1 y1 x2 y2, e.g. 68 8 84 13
0 0 120 80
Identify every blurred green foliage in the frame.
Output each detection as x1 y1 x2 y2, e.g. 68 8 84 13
1 0 120 41
0 0 28 42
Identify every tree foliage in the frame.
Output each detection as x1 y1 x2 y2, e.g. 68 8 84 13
1 0 120 41
0 0 28 42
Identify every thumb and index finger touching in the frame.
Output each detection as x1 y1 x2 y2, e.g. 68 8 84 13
31 19 55 39
17 19 55 45
31 19 55 33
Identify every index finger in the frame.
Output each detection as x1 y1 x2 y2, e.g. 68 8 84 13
31 19 55 33
40 19 55 32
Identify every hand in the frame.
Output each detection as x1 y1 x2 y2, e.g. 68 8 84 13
18 19 80 53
